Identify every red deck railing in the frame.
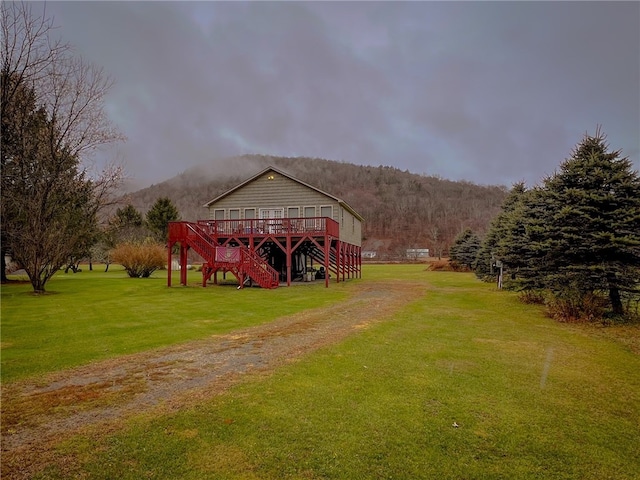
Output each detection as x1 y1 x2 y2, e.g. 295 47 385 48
195 217 339 238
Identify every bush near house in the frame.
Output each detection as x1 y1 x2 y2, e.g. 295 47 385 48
111 241 165 278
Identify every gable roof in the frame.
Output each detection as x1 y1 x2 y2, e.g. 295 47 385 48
203 166 364 222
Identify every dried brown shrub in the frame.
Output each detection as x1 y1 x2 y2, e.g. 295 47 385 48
545 291 607 323
519 290 546 305
425 259 456 271
111 241 165 278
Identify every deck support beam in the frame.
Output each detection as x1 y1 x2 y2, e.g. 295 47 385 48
167 241 174 287
180 243 189 286
286 233 292 286
324 234 330 288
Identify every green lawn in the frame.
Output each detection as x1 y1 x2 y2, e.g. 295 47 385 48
3 265 640 479
1 265 350 383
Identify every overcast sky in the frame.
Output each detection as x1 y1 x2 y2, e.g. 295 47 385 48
42 1 639 188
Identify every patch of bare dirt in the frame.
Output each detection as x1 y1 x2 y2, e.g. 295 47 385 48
1 281 426 479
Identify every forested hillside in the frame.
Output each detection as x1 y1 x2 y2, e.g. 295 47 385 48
120 155 508 258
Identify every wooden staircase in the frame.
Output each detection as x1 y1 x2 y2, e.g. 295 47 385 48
305 243 338 278
169 222 279 289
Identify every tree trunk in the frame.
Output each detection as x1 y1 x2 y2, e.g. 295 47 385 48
30 277 46 293
1 249 7 283
609 287 623 315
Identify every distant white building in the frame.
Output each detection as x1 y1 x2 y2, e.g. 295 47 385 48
406 248 429 259
362 251 377 259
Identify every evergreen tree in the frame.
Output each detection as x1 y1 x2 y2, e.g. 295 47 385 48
102 204 148 251
526 130 640 315
116 204 144 227
492 185 555 292
146 197 180 242
450 228 481 270
476 182 528 281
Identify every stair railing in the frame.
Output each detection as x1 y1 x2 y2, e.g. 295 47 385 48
181 222 278 289
240 247 279 288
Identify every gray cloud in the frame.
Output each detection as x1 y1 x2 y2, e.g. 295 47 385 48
44 1 639 187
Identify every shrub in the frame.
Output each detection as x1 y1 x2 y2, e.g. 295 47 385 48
449 262 472 272
111 241 166 278
425 259 455 271
545 290 607 323
518 289 546 305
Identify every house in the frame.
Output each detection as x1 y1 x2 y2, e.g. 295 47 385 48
167 166 363 288
406 248 430 260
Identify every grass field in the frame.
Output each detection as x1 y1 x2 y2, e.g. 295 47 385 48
2 264 640 479
1 265 350 383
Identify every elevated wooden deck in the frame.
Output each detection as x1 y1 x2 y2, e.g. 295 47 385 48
168 217 361 289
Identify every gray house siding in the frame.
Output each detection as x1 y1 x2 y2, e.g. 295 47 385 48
338 207 362 246
205 168 362 247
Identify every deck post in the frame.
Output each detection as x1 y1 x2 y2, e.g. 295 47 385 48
335 240 341 283
286 231 291 286
342 243 346 281
343 243 347 281
350 244 355 279
345 242 349 281
345 243 349 280
180 244 188 286
324 235 330 288
167 241 173 287
338 241 341 282
353 244 357 279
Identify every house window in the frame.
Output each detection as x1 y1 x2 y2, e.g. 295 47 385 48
304 206 316 230
287 207 299 218
320 206 332 219
260 208 283 219
229 209 240 220
214 209 225 220
244 208 256 219
260 208 284 234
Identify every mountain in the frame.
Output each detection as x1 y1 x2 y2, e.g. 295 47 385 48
118 155 508 259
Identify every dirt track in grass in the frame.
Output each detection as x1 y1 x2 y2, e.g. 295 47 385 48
1 280 426 479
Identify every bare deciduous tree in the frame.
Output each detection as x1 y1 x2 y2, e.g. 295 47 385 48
1 2 124 291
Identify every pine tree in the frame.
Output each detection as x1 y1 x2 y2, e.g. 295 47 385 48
476 182 528 282
115 204 144 227
146 197 180 243
496 186 553 291
529 130 640 315
450 228 481 271
105 204 147 244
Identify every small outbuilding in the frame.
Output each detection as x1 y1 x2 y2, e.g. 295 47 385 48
406 248 430 260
